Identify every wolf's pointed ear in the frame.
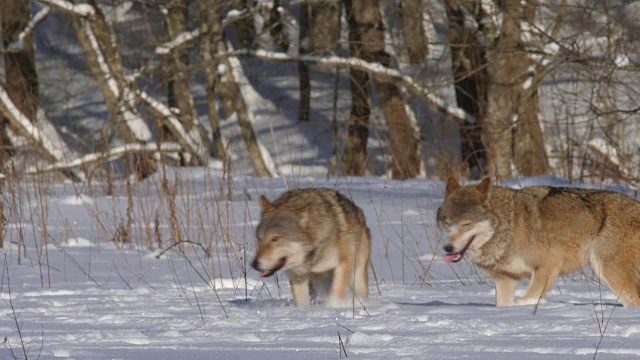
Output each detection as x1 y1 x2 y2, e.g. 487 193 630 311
476 177 491 196
259 195 275 213
445 177 459 197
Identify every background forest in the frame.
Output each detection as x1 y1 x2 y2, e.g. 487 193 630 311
1 0 640 183
3 2 640 358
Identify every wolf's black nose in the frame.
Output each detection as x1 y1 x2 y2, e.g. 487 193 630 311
251 259 259 270
443 244 454 253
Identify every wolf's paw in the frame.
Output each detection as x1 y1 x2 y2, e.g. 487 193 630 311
515 297 547 306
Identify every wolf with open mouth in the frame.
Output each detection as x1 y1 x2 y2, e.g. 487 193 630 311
252 188 371 308
438 177 640 307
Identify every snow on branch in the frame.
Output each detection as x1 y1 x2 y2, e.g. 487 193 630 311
77 17 152 142
0 85 63 161
136 90 208 160
7 6 51 51
155 28 202 55
231 49 475 124
37 0 95 17
24 142 183 176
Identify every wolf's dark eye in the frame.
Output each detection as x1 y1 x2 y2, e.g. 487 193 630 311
271 237 280 243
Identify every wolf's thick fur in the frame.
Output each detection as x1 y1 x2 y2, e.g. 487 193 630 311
251 188 371 307
438 177 640 307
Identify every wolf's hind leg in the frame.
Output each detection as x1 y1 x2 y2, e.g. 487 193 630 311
353 229 371 301
521 266 559 305
598 264 640 307
327 250 355 307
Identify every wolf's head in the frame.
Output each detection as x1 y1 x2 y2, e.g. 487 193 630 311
251 195 312 277
437 177 496 264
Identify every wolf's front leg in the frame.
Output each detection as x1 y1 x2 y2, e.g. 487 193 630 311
494 276 518 306
290 279 311 307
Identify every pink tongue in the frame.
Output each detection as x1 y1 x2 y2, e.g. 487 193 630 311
260 271 269 277
444 254 461 264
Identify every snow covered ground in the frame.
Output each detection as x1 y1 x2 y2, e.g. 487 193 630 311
2 172 640 359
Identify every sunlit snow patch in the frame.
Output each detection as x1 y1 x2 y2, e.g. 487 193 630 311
60 194 94 205
63 237 93 247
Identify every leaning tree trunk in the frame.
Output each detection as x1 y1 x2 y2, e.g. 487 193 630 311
443 0 488 177
0 0 35 165
0 1 81 181
202 0 275 177
68 3 157 178
163 0 212 166
348 0 420 179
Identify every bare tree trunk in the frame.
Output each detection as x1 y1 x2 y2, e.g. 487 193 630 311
200 2 227 161
400 0 428 63
484 0 547 179
164 0 212 165
342 69 371 176
512 2 548 176
513 94 548 176
349 0 420 179
298 3 311 122
342 0 371 176
311 1 341 54
443 0 487 177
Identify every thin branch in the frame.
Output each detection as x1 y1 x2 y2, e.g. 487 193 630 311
229 49 476 124
21 142 181 176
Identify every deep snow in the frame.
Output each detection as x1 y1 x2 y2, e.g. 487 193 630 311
2 172 640 359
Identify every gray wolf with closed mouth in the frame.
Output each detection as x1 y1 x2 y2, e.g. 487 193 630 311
438 177 640 307
251 188 371 307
